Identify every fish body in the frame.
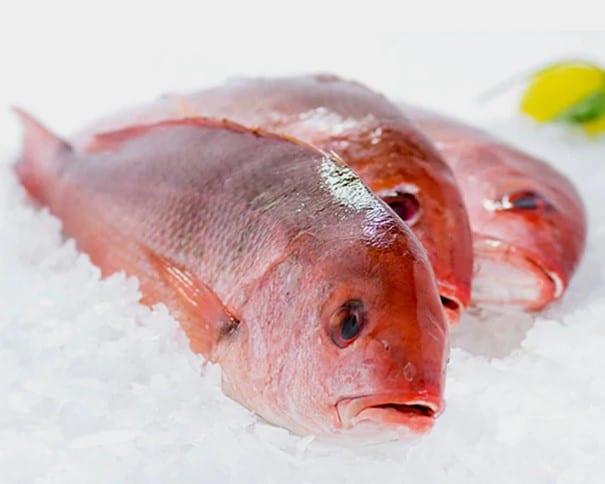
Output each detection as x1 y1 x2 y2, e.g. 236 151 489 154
74 75 473 324
405 105 587 310
16 111 448 439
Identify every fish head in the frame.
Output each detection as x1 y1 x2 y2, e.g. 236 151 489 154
336 125 473 324
454 143 587 310
216 220 448 440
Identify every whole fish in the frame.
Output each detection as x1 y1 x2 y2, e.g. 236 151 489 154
405 105 587 311
73 75 473 324
16 111 448 439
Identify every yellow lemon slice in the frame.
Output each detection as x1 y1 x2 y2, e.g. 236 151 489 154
521 61 605 122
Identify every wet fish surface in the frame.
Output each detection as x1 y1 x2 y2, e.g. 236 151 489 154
405 105 587 310
74 74 473 324
16 112 448 439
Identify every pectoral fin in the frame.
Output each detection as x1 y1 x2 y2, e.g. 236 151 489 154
144 249 240 358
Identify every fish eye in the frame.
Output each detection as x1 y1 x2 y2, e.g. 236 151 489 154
330 300 366 348
382 192 421 226
501 190 550 212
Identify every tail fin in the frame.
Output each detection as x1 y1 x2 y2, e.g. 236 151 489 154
13 108 72 204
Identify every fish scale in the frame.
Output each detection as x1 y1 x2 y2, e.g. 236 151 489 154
406 105 587 311
15 111 448 440
73 74 474 325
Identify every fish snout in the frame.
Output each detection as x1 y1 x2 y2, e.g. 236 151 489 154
335 349 445 436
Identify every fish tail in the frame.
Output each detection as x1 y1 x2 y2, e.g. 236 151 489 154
13 108 72 204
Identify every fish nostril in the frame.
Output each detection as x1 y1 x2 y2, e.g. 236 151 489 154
403 362 416 382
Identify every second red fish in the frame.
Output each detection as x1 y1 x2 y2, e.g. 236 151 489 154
74 75 474 324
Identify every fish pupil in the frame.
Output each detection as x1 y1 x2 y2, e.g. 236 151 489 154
330 299 366 348
389 201 410 220
512 195 539 210
341 313 360 340
385 192 420 222
506 190 548 211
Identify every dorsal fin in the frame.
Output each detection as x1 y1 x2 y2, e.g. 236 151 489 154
85 116 327 157
86 117 260 153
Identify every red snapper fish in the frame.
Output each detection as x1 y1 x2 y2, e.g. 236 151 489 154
405 105 587 311
15 110 448 439
73 75 473 325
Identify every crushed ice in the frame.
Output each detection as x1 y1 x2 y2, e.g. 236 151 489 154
1 116 605 483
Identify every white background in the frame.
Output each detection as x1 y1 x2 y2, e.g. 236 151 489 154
1 1 604 141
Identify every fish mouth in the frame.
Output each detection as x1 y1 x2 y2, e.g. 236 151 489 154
336 393 442 435
436 277 469 325
439 294 463 325
472 236 564 311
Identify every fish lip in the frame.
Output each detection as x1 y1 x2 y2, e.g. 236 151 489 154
472 235 565 310
335 393 442 433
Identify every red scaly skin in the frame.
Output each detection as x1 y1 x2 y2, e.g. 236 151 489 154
405 105 587 311
16 112 448 440
73 75 473 325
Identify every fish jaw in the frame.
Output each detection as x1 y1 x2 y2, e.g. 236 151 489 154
471 236 564 311
335 392 442 437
